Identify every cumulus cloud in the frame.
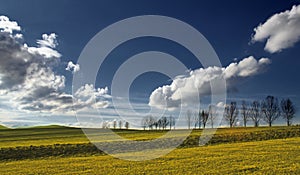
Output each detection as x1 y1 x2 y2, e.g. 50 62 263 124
224 56 271 78
0 16 110 114
11 82 110 113
74 84 110 110
66 61 80 73
14 33 23 39
149 56 271 109
252 5 300 53
0 33 33 89
75 84 109 99
0 16 21 34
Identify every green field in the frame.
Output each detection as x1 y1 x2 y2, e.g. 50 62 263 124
0 125 8 129
0 126 299 174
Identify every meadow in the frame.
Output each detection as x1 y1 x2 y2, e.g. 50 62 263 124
0 125 299 174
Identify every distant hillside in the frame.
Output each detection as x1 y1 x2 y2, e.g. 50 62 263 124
0 124 77 130
29 125 73 129
0 125 8 129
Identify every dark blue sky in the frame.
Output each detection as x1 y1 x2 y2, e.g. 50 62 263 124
1 0 300 126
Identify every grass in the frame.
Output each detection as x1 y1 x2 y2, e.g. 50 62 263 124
0 126 89 148
0 125 299 174
0 137 299 174
1 125 299 148
0 125 8 129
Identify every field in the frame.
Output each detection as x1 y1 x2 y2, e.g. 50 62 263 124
0 126 299 174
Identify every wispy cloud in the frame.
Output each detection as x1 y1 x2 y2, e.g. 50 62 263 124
25 33 61 58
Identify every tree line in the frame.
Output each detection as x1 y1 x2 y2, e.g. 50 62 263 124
142 96 296 130
141 115 176 130
202 96 296 128
105 96 296 130
102 120 130 129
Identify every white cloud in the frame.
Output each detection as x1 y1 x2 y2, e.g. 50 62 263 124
24 63 65 90
0 33 33 89
75 84 109 99
0 18 110 114
26 44 61 58
0 16 21 34
14 33 23 39
224 56 271 78
25 33 61 58
66 61 80 73
252 5 300 53
149 56 271 109
74 84 110 109
37 33 58 48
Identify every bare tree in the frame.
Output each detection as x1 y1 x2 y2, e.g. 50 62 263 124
163 116 169 130
169 115 175 130
261 96 280 127
124 121 129 129
113 120 117 129
141 117 147 130
201 110 209 129
118 120 122 129
145 115 156 130
224 102 239 128
102 121 109 129
193 111 201 129
197 110 202 129
250 101 261 127
241 101 250 127
281 98 296 126
186 110 192 129
154 120 158 130
142 115 156 130
157 118 161 130
208 105 216 128
159 116 169 130
102 121 111 129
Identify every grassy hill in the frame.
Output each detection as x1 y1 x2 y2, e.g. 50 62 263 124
0 125 299 148
29 125 72 129
0 125 8 129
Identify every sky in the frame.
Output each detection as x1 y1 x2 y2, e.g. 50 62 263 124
0 0 300 128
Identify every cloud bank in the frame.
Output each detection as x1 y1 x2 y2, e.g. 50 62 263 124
149 56 271 109
252 5 300 53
